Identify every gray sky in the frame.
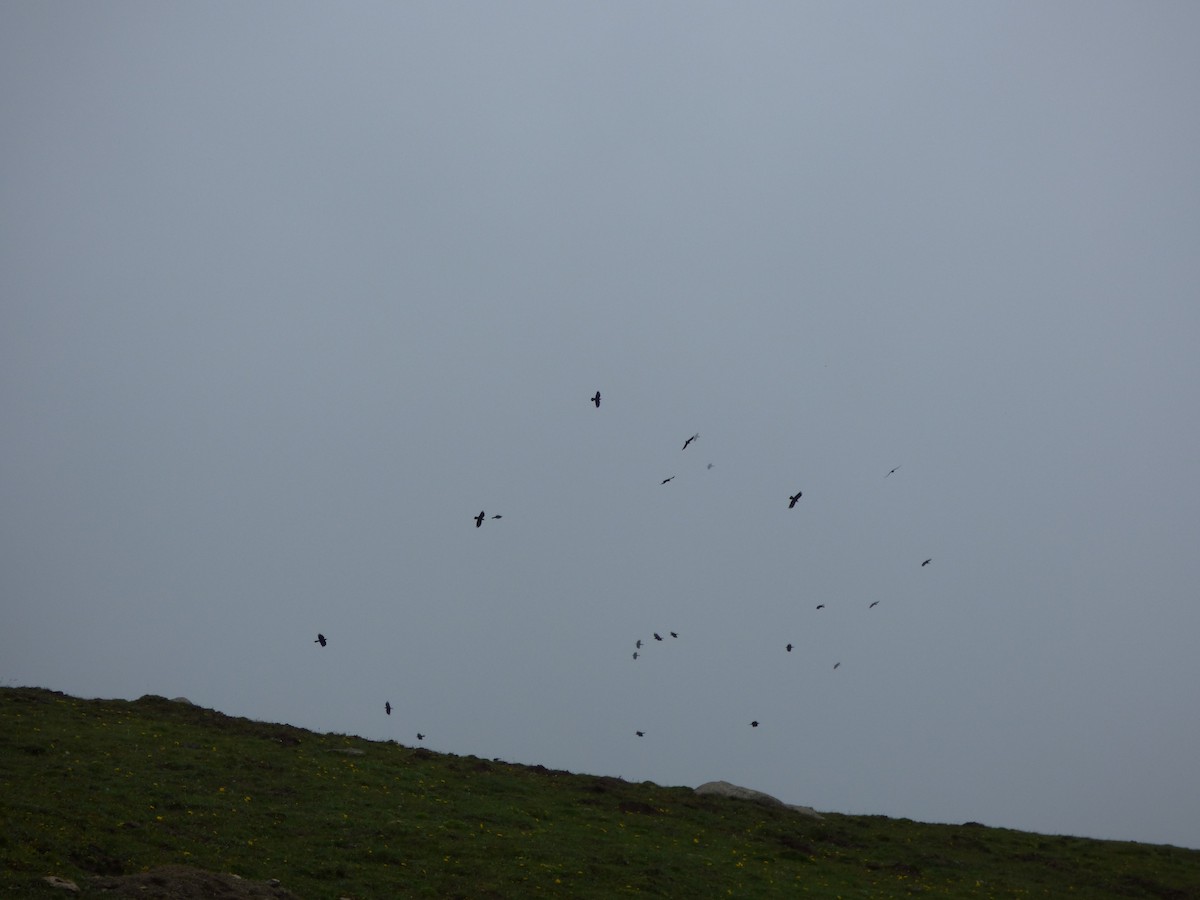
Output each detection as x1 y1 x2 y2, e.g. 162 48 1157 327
4 2 1199 849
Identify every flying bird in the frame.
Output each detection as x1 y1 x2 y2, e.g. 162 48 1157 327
670 632 678 638
885 466 901 478
815 604 825 610
416 733 425 741
786 643 793 652
592 391 601 408
661 475 675 484
921 558 932 567
314 633 326 647
491 514 502 520
474 511 486 528
869 601 880 609
788 491 803 508
653 633 663 641
636 731 644 737
385 702 392 715
706 463 714 470
833 662 841 669
682 433 699 450
636 639 642 649
750 721 759 728
632 651 639 660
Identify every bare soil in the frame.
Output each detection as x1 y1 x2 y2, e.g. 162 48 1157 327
86 866 303 899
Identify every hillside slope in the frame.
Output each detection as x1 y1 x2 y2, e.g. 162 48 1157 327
2 687 1196 898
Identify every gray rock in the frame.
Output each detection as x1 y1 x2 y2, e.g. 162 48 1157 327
694 780 824 819
171 697 194 705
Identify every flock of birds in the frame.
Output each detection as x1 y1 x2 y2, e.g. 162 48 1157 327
312 387 935 745
598 388 933 737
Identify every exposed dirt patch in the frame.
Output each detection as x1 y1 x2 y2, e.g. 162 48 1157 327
1116 874 1199 900
584 776 628 794
87 866 302 899
619 800 663 816
775 834 816 856
868 861 921 878
69 845 125 877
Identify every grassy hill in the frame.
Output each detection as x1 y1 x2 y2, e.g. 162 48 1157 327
2 687 1196 899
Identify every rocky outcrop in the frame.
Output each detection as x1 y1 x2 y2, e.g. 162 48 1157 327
694 780 824 819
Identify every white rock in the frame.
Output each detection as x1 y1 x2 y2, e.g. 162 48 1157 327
694 780 824 819
42 876 80 892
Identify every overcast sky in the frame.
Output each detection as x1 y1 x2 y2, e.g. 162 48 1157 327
4 2 1199 850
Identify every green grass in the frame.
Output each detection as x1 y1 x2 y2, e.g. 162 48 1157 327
2 687 1197 898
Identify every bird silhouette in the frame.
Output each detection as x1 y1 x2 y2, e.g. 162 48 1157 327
670 631 678 638
921 558 932 567
416 733 425 741
869 601 880 608
786 643 793 652
474 511 485 527
491 514 502 520
592 391 601 408
833 662 841 669
653 633 663 641
385 701 392 715
661 475 675 484
636 639 642 649
885 466 901 478
315 633 326 647
636 730 645 737
750 721 759 728
632 651 639 660
706 462 714 470
682 433 699 450
788 491 803 508
815 604 825 610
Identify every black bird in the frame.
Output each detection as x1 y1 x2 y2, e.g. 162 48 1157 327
636 639 642 649
670 631 678 638
474 511 486 528
833 662 841 669
653 633 663 641
592 391 601 408
786 643 793 652
815 604 825 610
869 601 880 609
885 466 901 478
706 462 714 470
632 651 639 660
416 733 425 741
788 491 803 508
636 730 645 737
661 475 675 484
315 633 326 647
682 433 699 450
921 558 932 567
750 721 759 728
385 701 392 715
491 514 502 520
